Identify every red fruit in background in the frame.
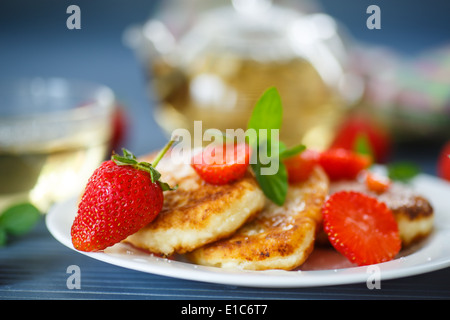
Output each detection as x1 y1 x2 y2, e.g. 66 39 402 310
77 102 129 153
322 191 401 266
191 142 250 185
111 104 129 152
437 141 450 181
284 149 320 183
331 115 391 163
318 148 371 181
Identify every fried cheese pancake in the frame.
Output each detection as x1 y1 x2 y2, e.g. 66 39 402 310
329 180 434 246
124 153 266 256
187 167 329 270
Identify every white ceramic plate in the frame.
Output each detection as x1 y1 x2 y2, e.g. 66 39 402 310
46 173 450 288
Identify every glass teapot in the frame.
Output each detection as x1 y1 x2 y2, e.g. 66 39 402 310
125 0 362 149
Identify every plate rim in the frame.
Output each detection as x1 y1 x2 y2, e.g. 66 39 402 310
46 173 450 288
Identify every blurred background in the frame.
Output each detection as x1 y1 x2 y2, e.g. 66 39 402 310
0 0 449 212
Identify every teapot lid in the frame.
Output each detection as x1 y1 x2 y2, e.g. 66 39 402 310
176 0 351 89
178 0 305 62
126 0 357 98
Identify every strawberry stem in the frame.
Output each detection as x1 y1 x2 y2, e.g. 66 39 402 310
152 137 177 168
111 137 178 191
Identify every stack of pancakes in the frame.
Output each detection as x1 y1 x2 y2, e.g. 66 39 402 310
124 153 434 270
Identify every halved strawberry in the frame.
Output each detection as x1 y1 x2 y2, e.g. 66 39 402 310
191 142 250 185
284 149 319 183
318 148 371 181
364 171 391 193
322 191 401 266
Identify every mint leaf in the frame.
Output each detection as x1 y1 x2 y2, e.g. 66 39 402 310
247 87 283 131
251 161 288 206
246 87 289 205
387 161 420 182
0 227 7 246
279 144 306 160
0 203 41 236
247 87 283 147
354 133 374 159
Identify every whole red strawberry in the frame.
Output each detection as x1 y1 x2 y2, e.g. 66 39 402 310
71 143 176 252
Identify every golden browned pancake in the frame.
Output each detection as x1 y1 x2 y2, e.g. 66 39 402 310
329 180 434 247
186 167 329 270
124 153 266 256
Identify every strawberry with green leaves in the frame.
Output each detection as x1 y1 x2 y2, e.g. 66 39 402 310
71 140 176 252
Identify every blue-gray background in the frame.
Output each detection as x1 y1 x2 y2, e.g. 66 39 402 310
1 0 449 156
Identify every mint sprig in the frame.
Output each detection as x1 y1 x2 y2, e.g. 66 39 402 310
279 142 306 161
387 161 420 182
246 87 305 206
0 203 41 246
